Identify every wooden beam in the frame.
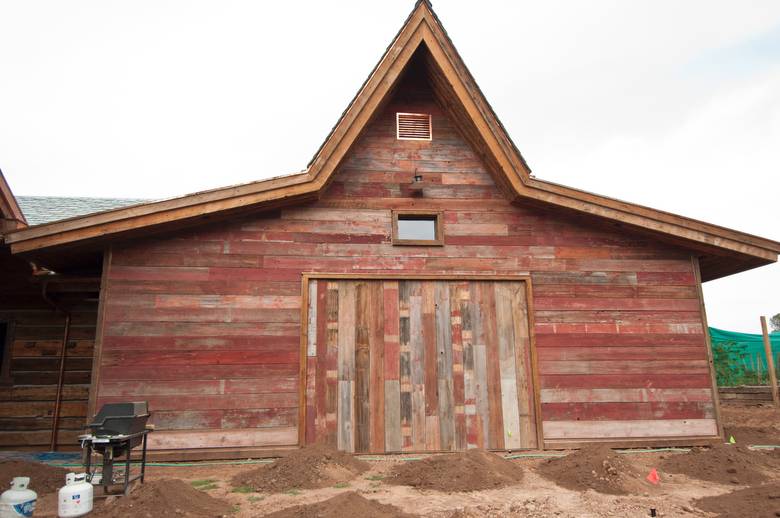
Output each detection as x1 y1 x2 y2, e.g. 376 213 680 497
760 316 780 407
691 256 725 440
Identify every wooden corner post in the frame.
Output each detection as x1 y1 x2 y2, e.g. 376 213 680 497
760 316 779 407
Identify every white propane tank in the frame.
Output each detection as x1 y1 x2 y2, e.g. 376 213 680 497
57 474 92 518
0 477 37 518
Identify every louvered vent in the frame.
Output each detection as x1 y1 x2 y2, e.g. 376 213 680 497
396 112 432 141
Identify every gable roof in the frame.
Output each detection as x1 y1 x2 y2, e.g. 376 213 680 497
4 0 779 280
0 170 27 232
17 196 149 226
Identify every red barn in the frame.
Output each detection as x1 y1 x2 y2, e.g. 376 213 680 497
2 1 779 456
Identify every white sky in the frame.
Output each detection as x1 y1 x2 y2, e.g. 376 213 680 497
1 1 778 332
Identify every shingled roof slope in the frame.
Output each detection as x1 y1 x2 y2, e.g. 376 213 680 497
17 196 149 226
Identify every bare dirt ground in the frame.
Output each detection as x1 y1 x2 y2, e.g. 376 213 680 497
20 401 780 517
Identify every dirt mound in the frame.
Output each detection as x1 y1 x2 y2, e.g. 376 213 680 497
537 445 646 495
231 443 369 493
693 483 780 517
90 479 232 518
722 403 780 445
724 426 780 446
264 491 413 518
659 444 778 485
0 460 69 495
387 449 523 492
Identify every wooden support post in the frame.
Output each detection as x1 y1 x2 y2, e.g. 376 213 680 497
760 316 779 408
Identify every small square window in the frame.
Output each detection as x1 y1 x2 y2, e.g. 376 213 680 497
392 211 443 246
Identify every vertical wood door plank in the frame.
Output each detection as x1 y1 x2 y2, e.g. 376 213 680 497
305 356 317 444
460 283 478 449
383 281 401 452
337 282 356 452
368 281 385 453
325 282 340 445
479 282 505 450
471 281 489 450
408 281 426 451
398 281 413 451
354 282 371 453
510 281 537 449
450 282 467 450
307 280 318 357
495 282 522 450
314 280 329 442
422 281 439 434
435 281 455 450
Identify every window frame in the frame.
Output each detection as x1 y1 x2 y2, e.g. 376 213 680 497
391 210 444 246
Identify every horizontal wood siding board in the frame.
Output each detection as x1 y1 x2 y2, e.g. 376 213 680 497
542 419 718 439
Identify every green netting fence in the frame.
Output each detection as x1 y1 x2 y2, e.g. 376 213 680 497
709 327 780 387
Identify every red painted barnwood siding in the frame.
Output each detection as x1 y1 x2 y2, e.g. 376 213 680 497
95 81 716 450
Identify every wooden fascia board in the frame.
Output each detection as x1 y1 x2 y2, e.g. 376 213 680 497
5 172 313 253
0 172 27 226
524 179 780 258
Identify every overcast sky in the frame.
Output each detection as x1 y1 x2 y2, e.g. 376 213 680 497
1 1 778 332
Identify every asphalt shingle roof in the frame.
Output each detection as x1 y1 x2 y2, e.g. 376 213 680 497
16 196 149 226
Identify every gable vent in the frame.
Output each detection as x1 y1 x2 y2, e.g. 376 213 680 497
396 112 432 141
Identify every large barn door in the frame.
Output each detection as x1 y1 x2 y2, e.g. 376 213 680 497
303 279 538 453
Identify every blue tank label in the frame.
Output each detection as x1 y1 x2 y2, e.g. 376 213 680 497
12 499 36 517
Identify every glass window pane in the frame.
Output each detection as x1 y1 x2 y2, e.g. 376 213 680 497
397 218 436 241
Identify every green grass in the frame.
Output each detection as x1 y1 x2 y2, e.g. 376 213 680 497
333 482 350 488
231 485 255 494
248 496 264 503
191 479 218 491
230 504 241 513
284 489 302 496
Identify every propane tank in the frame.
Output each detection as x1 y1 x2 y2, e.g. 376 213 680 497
57 474 92 518
0 477 37 518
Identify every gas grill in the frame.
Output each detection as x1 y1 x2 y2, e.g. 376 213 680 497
79 402 153 495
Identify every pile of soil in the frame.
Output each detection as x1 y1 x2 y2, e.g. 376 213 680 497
537 445 642 495
231 444 369 493
387 449 523 492
0 460 69 495
264 492 414 518
659 444 778 485
90 479 232 518
693 483 780 517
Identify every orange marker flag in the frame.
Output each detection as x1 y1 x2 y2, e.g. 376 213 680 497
646 468 660 485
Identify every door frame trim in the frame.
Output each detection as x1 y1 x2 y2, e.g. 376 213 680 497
297 273 543 451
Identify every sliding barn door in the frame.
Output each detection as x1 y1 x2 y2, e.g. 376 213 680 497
303 279 537 453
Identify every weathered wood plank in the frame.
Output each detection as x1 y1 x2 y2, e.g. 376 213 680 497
383 281 401 452
325 282 339 444
435 281 454 450
449 282 467 450
421 281 439 450
478 282 504 449
354 282 371 453
368 281 385 453
408 281 426 451
314 280 329 441
510 281 536 448
398 281 413 451
337 282 356 452
542 419 718 439
470 281 489 450
494 282 521 450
